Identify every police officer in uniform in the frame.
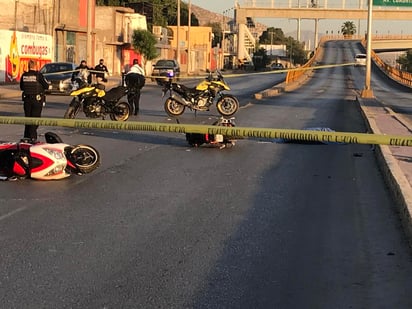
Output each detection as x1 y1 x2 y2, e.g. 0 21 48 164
94 58 109 83
20 59 49 142
125 59 145 115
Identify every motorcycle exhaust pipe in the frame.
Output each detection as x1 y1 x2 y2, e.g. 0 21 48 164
170 93 190 106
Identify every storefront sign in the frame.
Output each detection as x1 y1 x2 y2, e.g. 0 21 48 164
0 30 52 83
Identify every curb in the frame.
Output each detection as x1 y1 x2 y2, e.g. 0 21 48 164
357 96 412 247
0 90 20 100
254 71 313 100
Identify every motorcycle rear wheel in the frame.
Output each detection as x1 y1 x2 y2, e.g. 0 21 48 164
64 98 81 119
110 101 130 121
216 95 239 117
66 145 100 174
164 98 185 117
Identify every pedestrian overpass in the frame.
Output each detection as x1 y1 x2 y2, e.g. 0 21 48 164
371 36 412 52
232 0 412 60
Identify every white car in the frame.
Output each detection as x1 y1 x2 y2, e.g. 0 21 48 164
355 53 367 66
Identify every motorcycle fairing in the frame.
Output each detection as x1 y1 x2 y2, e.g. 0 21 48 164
212 80 230 91
70 86 96 97
0 142 31 177
29 144 70 180
196 79 230 91
196 80 210 91
173 83 197 94
96 88 106 98
0 142 16 151
12 161 26 176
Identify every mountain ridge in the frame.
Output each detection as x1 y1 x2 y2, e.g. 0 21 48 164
190 4 315 45
190 4 267 38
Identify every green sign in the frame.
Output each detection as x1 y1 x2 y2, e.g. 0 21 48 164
373 0 412 6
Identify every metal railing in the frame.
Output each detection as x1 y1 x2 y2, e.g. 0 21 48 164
240 0 371 9
361 39 412 88
286 35 412 86
285 36 327 84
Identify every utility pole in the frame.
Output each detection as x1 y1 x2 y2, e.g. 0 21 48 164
87 0 92 65
187 0 191 75
14 0 18 30
176 0 180 64
270 31 273 56
361 0 374 98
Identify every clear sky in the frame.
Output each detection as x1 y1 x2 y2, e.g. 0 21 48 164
188 0 412 43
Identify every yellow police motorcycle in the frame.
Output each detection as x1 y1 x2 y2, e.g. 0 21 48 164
162 69 239 117
64 78 131 121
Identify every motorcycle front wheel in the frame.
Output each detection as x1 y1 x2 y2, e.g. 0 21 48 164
164 98 185 117
110 101 130 121
64 98 81 119
66 145 100 174
216 95 239 117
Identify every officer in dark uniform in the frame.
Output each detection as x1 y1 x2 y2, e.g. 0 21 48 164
20 59 49 142
125 59 145 115
94 58 109 82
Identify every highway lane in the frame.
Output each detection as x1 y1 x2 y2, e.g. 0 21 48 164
347 41 412 124
1 43 412 308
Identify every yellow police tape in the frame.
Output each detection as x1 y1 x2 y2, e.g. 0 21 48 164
1 116 412 147
147 63 358 80
41 62 357 81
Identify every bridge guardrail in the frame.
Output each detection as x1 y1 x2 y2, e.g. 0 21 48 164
285 54 316 84
361 38 412 88
287 35 412 87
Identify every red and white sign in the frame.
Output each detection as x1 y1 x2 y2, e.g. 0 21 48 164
0 30 53 83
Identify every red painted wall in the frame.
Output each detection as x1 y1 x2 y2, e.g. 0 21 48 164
79 0 87 27
122 49 143 72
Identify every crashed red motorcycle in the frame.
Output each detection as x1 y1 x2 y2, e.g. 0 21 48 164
0 132 100 181
185 117 237 149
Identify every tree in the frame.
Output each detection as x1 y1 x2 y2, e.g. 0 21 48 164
131 29 158 69
207 22 222 47
252 48 270 70
285 36 307 65
341 21 356 36
397 50 412 72
259 27 286 45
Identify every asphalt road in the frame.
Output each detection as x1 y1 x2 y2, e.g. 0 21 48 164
1 42 412 308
